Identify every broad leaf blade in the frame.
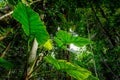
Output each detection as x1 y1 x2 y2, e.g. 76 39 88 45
56 30 72 44
58 60 91 80
54 37 67 50
13 3 49 44
0 58 13 70
44 55 60 69
44 55 91 80
72 36 92 47
55 30 92 47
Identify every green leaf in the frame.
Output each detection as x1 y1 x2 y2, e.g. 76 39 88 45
44 55 60 69
44 55 91 80
12 3 49 44
54 37 67 49
0 58 13 70
55 30 92 47
71 36 92 47
58 13 67 23
56 30 72 44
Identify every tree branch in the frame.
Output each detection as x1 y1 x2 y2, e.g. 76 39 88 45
0 11 13 20
0 0 41 20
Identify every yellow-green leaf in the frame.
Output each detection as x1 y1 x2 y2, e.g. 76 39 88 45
43 39 53 50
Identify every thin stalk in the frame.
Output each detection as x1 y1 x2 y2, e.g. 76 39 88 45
25 38 38 80
1 32 18 58
86 13 98 78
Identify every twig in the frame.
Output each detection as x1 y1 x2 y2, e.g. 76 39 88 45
0 31 11 41
1 32 18 58
30 0 41 5
0 0 41 20
0 11 13 20
86 14 98 78
0 40 12 58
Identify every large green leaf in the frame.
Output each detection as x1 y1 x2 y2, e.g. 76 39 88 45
0 58 13 70
44 55 60 69
54 37 67 49
12 3 49 44
56 30 72 44
55 30 92 48
71 36 93 47
44 55 91 80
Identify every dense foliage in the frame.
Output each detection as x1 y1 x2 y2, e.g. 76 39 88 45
0 0 120 80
